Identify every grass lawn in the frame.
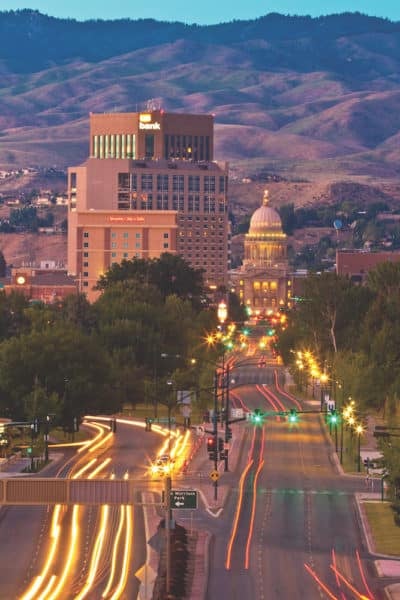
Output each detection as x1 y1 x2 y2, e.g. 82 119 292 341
364 502 400 556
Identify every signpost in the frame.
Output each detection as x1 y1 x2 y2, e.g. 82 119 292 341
170 490 198 509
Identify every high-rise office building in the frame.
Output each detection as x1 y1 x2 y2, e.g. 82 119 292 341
68 110 229 301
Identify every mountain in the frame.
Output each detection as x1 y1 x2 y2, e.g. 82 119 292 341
1 10 400 181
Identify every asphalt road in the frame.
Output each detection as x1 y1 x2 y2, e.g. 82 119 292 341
206 379 382 600
0 420 164 600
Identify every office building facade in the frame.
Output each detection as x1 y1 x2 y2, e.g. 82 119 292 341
68 111 229 301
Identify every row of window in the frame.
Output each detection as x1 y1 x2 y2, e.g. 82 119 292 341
92 135 136 159
118 173 226 194
117 194 226 213
164 134 210 162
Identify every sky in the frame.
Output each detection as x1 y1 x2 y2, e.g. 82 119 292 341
0 1 399 24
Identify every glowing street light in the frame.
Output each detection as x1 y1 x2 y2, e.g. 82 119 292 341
217 300 228 324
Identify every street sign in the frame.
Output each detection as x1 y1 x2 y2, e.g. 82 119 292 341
210 470 219 482
195 425 205 437
231 408 243 419
170 490 198 509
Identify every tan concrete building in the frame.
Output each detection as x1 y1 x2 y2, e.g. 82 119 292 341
230 190 290 314
68 111 229 300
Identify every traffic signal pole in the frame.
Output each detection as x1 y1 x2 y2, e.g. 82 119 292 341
224 364 230 472
213 370 218 501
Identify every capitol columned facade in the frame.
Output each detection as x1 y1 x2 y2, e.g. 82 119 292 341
229 189 291 314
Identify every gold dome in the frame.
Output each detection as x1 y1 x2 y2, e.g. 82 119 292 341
249 190 282 233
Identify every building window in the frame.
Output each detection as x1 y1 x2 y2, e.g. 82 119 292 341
145 134 155 158
172 175 184 192
163 243 169 249
270 281 277 290
111 232 116 238
83 252 89 258
83 281 89 287
83 262 89 267
123 242 129 249
123 232 129 238
111 242 117 248
83 232 89 238
83 272 89 277
135 242 141 249
118 173 130 189
163 233 169 239
189 175 200 192
123 253 129 258
204 176 216 193
111 252 116 258
253 281 261 290
135 233 141 238
83 242 89 248
157 174 169 191
141 174 153 191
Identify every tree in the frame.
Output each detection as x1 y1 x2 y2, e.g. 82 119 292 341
0 325 115 421
95 253 206 308
0 250 6 277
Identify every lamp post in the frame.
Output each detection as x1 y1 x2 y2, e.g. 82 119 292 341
44 415 50 462
356 424 363 472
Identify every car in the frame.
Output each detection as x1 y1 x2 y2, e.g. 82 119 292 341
150 454 175 476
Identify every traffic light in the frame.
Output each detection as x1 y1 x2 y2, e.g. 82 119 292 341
328 410 338 425
218 437 224 452
207 436 217 460
288 409 298 423
226 427 232 440
110 418 117 433
252 408 264 424
33 418 40 435
145 417 153 432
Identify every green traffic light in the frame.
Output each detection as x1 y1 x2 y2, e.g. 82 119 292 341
252 408 264 424
328 411 338 424
288 409 298 423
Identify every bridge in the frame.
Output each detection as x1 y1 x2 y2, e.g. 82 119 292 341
0 478 157 505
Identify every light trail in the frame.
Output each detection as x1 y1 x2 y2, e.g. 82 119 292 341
260 384 287 412
355 549 375 600
304 563 339 600
273 370 302 409
225 458 254 570
331 548 346 600
330 564 372 600
244 428 265 569
256 384 281 412
245 458 264 569
75 505 110 600
108 505 133 600
44 458 111 600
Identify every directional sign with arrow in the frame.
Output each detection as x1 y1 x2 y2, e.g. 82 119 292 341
170 490 198 509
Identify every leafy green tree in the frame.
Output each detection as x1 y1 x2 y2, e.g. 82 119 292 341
95 253 206 308
0 325 115 421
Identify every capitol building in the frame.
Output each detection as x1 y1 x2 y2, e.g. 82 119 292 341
229 189 291 314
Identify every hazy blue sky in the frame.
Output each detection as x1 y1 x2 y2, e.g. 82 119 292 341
0 1 399 24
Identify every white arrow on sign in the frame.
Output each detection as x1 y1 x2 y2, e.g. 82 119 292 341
174 501 184 507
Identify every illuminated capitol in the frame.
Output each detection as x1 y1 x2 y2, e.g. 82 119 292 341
230 189 291 314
